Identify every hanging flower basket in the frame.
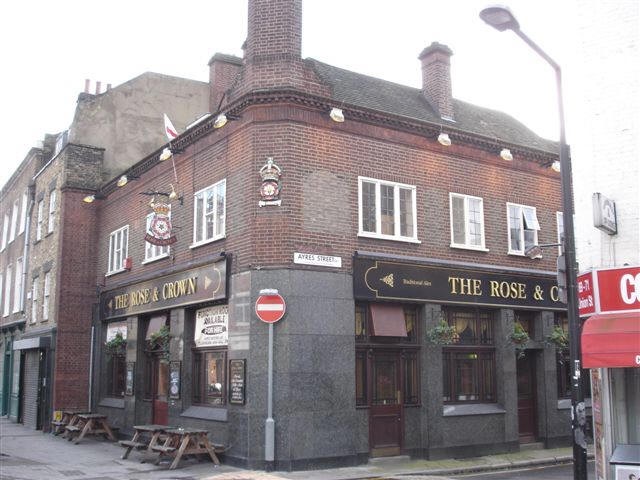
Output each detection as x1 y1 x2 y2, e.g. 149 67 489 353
546 324 569 350
104 332 126 358
426 318 459 345
509 322 530 358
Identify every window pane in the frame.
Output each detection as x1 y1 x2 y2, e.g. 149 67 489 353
361 181 376 233
451 310 476 344
451 196 466 244
403 352 419 404
455 353 479 401
522 207 540 230
373 357 396 405
468 198 483 246
194 195 203 242
509 205 522 251
216 183 225 236
380 184 395 235
355 304 367 340
399 188 414 237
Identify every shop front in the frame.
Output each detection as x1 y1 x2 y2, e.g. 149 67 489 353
579 265 640 480
92 256 230 442
353 253 571 458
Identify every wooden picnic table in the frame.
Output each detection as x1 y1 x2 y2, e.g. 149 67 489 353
119 424 171 460
151 427 220 470
51 409 89 435
65 413 116 444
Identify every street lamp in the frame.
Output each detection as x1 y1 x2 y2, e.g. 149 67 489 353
480 6 588 480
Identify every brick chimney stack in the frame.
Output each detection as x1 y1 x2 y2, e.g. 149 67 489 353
419 42 454 121
208 53 243 114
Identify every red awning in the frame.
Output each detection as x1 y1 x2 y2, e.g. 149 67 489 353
581 311 640 368
370 304 408 337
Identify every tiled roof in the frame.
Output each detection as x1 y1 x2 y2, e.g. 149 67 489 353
307 58 557 154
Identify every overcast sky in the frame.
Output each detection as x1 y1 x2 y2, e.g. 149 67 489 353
0 0 576 190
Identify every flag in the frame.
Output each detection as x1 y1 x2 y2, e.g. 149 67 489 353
164 113 178 140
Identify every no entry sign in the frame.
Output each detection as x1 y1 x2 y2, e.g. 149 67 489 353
255 294 286 323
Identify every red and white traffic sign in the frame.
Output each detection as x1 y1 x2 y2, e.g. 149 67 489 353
255 294 286 323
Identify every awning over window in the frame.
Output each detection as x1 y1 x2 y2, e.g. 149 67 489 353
370 304 407 337
581 311 640 368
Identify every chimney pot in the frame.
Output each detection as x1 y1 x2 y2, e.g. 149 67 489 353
419 42 455 121
95 81 101 94
84 79 90 93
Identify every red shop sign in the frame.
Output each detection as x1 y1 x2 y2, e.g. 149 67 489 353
579 265 640 316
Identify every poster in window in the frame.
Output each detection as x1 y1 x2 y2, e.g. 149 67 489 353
229 359 246 405
195 305 228 347
169 361 181 399
125 362 134 396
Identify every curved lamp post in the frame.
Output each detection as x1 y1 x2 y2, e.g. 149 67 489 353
480 6 587 480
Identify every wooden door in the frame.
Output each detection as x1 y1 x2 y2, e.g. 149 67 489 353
152 356 169 425
516 354 537 443
369 351 403 456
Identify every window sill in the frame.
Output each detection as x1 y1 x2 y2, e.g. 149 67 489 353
358 232 421 244
99 397 125 409
189 236 226 250
142 254 170 265
450 244 489 252
557 398 592 410
181 405 227 422
443 403 505 417
105 268 128 277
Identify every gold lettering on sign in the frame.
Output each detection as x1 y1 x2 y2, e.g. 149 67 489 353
162 277 197 300
489 281 527 299
550 285 559 302
381 274 394 288
448 277 482 296
114 294 129 310
129 288 151 307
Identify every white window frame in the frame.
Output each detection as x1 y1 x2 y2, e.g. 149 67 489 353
358 176 419 243
43 271 51 321
449 193 488 251
191 179 226 248
144 211 170 263
19 192 27 234
9 199 19 243
0 274 3 314
107 225 129 274
556 212 564 255
3 265 12 317
31 277 39 324
36 200 44 241
1 213 8 250
48 190 57 234
507 203 540 255
13 258 23 313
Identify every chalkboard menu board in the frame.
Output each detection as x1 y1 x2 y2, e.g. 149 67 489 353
229 359 246 405
170 361 181 399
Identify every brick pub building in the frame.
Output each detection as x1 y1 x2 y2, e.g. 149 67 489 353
51 0 579 471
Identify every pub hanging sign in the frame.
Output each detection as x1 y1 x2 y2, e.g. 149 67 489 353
353 257 564 310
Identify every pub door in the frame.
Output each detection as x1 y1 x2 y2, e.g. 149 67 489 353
516 354 538 443
149 353 169 425
369 351 403 457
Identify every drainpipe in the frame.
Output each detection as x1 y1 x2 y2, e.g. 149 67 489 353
21 195 34 313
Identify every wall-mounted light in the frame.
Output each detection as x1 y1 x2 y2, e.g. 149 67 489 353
329 107 345 123
500 148 514 161
159 147 173 161
117 175 129 187
551 160 561 172
214 113 228 129
438 132 452 146
83 194 96 203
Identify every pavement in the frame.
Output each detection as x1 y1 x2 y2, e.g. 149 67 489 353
0 417 592 480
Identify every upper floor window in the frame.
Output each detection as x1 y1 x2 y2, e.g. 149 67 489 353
108 226 129 274
36 200 44 241
1 213 8 250
13 258 23 313
145 212 170 262
3 265 12 317
358 177 418 242
19 192 27 235
9 199 19 243
31 277 39 324
48 190 57 234
193 180 226 246
507 203 540 255
450 193 486 250
43 271 51 321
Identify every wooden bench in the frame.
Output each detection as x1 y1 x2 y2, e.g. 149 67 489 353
151 445 176 454
119 440 147 450
51 420 67 435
